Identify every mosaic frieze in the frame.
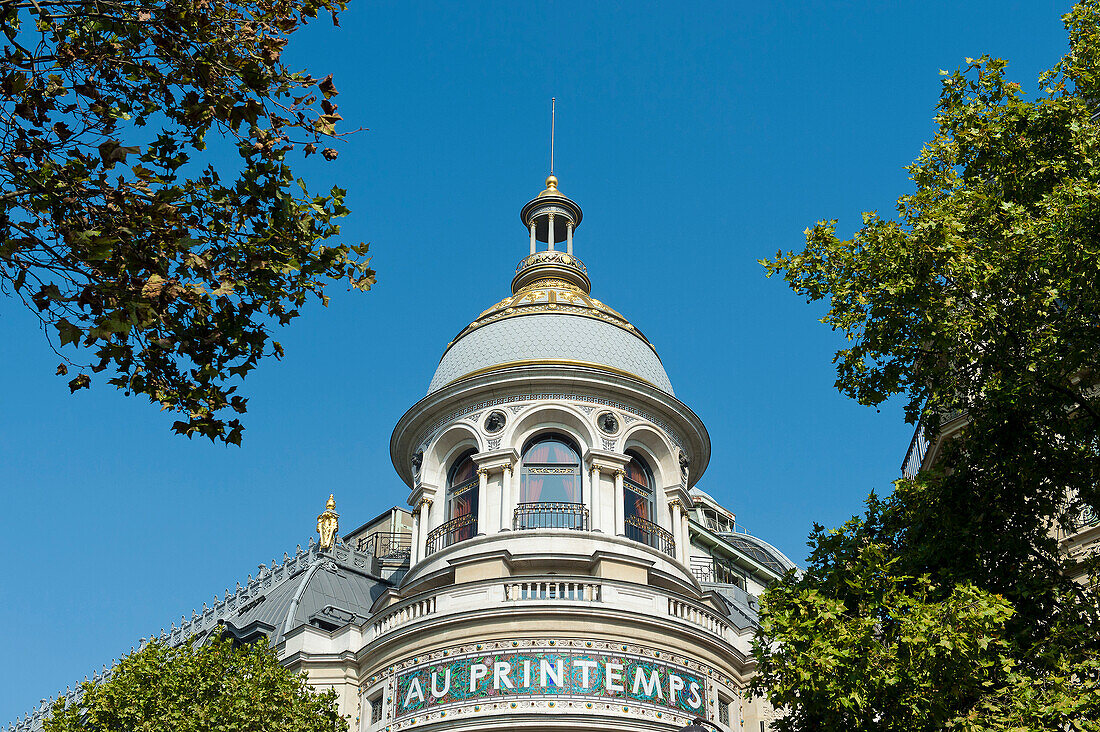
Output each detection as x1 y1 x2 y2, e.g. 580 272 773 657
368 638 738 731
395 648 704 719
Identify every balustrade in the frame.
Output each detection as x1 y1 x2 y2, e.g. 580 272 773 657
503 579 601 602
368 576 741 646
668 597 729 636
372 596 437 635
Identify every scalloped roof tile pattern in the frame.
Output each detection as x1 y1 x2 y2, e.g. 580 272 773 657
428 314 674 395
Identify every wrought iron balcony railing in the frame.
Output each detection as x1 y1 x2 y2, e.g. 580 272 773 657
425 514 477 556
901 409 968 479
355 531 412 560
689 555 747 589
625 514 675 557
513 501 589 531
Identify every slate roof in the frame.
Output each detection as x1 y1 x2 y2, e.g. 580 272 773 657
428 313 675 394
704 582 760 631
7 539 391 732
715 532 798 576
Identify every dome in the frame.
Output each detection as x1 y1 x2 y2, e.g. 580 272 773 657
428 252 674 395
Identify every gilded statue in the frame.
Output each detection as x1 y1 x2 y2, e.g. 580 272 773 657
317 494 339 550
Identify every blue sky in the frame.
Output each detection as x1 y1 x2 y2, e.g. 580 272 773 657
0 0 1076 721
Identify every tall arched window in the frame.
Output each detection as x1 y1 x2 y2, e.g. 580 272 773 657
516 434 586 529
428 449 478 553
624 450 671 554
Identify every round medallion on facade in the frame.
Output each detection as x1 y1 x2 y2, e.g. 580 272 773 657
597 411 620 435
483 410 507 434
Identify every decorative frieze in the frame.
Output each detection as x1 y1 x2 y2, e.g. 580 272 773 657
379 638 734 731
417 393 686 453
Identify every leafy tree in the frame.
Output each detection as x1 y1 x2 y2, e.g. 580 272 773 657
753 1 1100 728
0 0 374 444
45 638 348 732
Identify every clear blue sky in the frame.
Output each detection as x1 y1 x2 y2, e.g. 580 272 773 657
0 0 1075 721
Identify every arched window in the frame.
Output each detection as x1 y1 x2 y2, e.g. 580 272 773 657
624 450 654 522
516 434 586 529
428 449 478 552
624 450 672 554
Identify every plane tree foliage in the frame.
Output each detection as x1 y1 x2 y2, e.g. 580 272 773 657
753 1 1100 729
0 0 374 444
44 638 348 732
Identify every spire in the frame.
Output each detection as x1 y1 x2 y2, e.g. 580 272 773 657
511 102 587 293
550 96 556 175
521 100 582 255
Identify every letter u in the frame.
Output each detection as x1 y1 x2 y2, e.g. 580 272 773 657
431 669 451 698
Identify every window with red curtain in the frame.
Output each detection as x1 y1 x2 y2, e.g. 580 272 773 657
447 450 478 541
520 435 582 504
624 451 655 542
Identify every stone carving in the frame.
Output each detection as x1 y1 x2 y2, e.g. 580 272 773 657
484 410 507 433
417 393 685 452
515 249 587 275
597 411 619 434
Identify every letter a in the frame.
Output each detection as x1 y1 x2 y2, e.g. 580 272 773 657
404 677 425 708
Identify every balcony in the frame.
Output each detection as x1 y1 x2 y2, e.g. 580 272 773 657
426 514 477 556
689 556 746 590
355 531 412 561
901 409 968 478
513 501 589 531
625 514 675 557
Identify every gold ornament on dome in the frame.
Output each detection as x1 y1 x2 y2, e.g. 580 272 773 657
454 280 653 352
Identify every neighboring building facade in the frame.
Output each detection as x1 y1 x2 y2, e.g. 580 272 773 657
902 410 1100 584
8 176 795 732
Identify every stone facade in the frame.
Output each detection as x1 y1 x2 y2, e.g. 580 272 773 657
7 177 794 732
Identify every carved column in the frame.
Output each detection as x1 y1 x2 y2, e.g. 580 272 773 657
547 213 555 251
566 221 574 256
500 464 514 531
669 499 683 562
410 506 421 565
414 498 432 562
477 468 490 536
680 506 691 565
589 465 601 531
529 221 536 255
613 468 625 537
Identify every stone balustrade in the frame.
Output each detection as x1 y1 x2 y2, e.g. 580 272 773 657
367 575 740 647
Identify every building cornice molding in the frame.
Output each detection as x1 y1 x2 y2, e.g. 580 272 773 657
583 448 630 473
472 447 520 474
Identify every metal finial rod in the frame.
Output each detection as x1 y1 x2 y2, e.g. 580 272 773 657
550 97 555 174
